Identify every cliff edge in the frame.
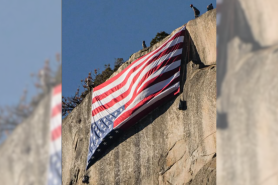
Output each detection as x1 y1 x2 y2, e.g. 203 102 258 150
62 9 216 185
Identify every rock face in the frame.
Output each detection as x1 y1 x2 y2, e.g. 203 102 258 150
238 0 278 47
0 93 51 185
62 10 216 185
217 38 278 185
217 1 278 184
186 10 216 66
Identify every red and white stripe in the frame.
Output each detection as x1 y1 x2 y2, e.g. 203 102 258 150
49 84 62 155
92 26 185 129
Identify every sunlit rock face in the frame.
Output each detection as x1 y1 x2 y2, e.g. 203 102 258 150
217 0 278 184
239 0 278 47
0 93 51 185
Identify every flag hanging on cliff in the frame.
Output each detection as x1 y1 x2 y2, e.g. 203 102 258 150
86 26 185 168
47 84 62 185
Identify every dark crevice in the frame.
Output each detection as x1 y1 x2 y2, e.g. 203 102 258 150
74 139 78 151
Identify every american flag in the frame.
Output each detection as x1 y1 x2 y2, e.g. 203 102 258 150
47 84 62 185
86 26 186 168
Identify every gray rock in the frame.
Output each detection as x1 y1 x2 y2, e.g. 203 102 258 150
217 37 278 185
0 93 51 185
238 0 278 47
186 9 216 66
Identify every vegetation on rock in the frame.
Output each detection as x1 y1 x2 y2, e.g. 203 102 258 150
150 31 170 47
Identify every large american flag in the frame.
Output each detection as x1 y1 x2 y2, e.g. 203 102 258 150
47 84 62 185
86 26 186 168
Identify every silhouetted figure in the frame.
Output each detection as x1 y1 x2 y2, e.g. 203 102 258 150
142 41 147 49
82 175 89 184
207 3 214 11
190 4 200 18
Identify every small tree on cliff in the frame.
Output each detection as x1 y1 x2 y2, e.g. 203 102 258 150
150 31 170 47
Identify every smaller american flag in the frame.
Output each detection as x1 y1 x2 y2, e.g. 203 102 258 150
216 0 222 46
47 84 62 185
87 26 186 169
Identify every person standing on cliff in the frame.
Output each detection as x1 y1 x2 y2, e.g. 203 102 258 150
190 4 200 18
207 3 214 11
142 41 147 49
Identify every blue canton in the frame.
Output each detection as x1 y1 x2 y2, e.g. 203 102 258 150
47 151 62 185
87 105 125 165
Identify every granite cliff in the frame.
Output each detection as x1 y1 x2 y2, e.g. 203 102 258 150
0 68 61 185
217 0 278 184
62 9 216 185
0 92 51 185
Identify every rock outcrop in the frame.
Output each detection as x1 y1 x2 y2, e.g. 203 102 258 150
62 10 216 185
186 9 216 66
238 0 278 47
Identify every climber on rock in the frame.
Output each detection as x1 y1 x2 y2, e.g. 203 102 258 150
207 3 214 11
142 41 147 49
190 4 200 18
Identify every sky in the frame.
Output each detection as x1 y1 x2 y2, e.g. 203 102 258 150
62 0 216 98
0 0 61 106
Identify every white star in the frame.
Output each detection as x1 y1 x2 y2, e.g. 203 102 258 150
56 162 61 169
49 172 53 179
109 136 113 139
115 112 117 116
103 142 107 145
